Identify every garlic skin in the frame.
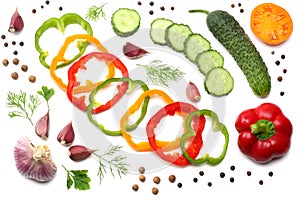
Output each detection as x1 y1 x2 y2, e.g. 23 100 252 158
14 137 57 182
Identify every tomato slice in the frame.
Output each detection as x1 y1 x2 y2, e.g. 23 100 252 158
250 3 293 45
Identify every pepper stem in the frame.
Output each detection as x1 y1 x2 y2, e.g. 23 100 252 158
188 9 210 15
250 120 275 140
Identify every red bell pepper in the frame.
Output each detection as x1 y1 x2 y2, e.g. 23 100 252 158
146 102 206 166
235 102 293 163
67 52 129 112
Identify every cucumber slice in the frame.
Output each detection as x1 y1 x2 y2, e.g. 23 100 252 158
197 50 224 75
150 18 174 45
111 8 140 37
165 23 193 52
204 67 234 96
184 33 211 63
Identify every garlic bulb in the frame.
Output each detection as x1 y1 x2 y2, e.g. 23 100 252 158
14 137 57 182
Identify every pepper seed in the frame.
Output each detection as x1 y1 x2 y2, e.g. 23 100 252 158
13 58 19 65
132 184 139 191
11 72 19 80
152 187 159 195
168 175 176 183
139 175 146 182
138 166 145 174
2 59 9 66
153 176 160 184
29 75 36 83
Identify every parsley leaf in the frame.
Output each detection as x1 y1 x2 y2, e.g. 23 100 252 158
62 165 91 191
37 86 55 109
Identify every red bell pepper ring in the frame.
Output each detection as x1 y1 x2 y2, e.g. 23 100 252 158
67 52 129 112
235 102 293 163
146 102 206 166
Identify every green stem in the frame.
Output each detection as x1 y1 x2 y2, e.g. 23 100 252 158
189 9 210 15
250 120 275 140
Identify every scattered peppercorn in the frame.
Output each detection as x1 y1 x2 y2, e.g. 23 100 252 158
168 175 176 183
281 54 285 59
231 4 235 8
193 177 198 183
13 50 18 55
220 172 225 178
21 64 28 72
132 184 139 191
2 59 9 66
280 91 285 96
32 9 36 13
230 165 235 171
19 41 24 46
139 174 146 182
149 10 154 15
229 177 234 183
271 51 275 55
238 3 242 6
240 9 244 13
177 182 182 188
12 41 16 45
275 60 280 66
45 0 50 5
153 176 160 184
137 1 142 5
259 180 263 185
138 166 145 174
12 58 19 65
207 182 212 187
171 6 175 11
11 72 19 80
199 171 204 176
1 34 5 39
59 6 63 11
283 69 287 74
152 187 159 195
41 5 44 9
268 171 273 177
247 171 252 176
29 75 36 83
4 42 8 47
149 1 154 6
160 6 165 11
277 76 283 82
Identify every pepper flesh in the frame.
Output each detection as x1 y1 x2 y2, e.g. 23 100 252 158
50 34 114 94
180 109 229 165
86 77 149 136
147 102 206 166
235 102 293 163
120 89 175 152
67 52 128 112
35 13 93 69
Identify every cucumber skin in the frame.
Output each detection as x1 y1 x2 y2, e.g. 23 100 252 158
206 10 271 97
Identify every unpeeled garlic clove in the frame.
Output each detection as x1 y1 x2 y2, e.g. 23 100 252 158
8 8 24 33
57 121 75 146
14 137 57 182
35 111 50 140
68 145 96 161
186 81 201 103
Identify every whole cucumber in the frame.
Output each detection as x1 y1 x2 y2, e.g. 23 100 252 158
190 10 271 97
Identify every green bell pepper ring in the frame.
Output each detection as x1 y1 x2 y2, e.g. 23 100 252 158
35 13 93 69
86 77 150 136
180 109 229 165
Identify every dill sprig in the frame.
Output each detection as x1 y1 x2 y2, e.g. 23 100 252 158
137 60 185 86
93 145 129 184
6 91 41 125
85 3 107 21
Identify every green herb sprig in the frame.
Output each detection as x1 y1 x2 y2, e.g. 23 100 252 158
85 3 107 21
93 145 129 183
37 86 55 109
62 165 91 191
137 60 185 86
6 91 41 125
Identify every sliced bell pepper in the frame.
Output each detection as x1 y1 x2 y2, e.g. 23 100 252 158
120 89 175 152
35 13 93 69
180 109 229 165
235 102 293 163
146 102 206 166
50 34 114 93
67 52 128 112
86 77 150 136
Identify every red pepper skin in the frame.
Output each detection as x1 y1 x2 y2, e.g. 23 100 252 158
146 102 206 166
235 103 292 163
67 52 129 113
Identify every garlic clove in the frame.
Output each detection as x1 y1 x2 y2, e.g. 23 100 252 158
57 121 75 146
14 137 57 182
68 145 96 161
8 8 24 33
35 111 50 140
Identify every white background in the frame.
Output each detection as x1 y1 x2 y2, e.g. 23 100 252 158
0 0 299 199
